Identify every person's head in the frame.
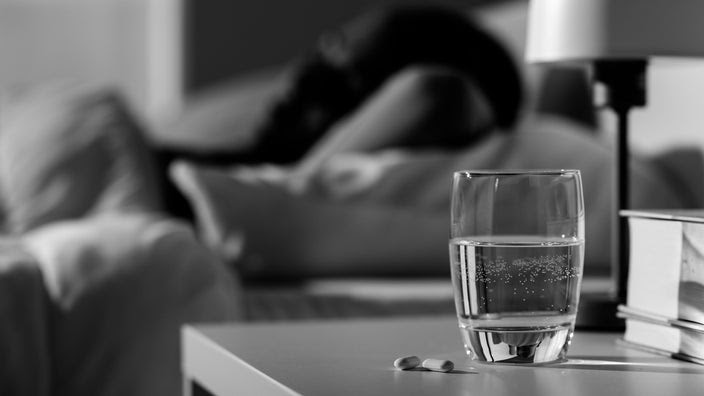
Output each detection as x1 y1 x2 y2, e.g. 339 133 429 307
316 4 524 129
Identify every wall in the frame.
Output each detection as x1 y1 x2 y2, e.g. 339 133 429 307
0 0 183 126
629 61 704 154
3 0 703 153
184 0 487 91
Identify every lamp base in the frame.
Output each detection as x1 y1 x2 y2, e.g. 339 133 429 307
575 291 624 330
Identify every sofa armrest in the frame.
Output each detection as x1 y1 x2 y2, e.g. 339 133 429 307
22 213 243 396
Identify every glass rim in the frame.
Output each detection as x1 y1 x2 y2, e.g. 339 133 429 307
454 169 581 177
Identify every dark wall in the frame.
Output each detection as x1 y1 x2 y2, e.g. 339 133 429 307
183 0 500 93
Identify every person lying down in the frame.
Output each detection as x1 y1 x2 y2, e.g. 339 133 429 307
166 5 702 280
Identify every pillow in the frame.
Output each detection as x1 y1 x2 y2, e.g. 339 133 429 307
169 161 450 279
0 83 162 233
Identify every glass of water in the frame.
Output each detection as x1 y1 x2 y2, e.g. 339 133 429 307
449 170 584 363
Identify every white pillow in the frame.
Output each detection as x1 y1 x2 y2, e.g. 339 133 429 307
0 83 162 233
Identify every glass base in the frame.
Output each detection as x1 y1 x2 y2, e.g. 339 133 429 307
460 324 572 363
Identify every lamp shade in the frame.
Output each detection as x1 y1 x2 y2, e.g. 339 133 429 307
526 0 704 63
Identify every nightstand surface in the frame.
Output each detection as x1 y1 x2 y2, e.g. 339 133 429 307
182 316 704 396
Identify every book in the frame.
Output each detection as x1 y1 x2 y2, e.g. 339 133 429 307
617 305 704 365
621 209 704 324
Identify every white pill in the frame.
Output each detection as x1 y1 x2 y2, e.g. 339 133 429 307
422 358 454 373
394 355 421 370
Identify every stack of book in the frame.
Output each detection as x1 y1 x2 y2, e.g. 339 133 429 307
618 209 704 365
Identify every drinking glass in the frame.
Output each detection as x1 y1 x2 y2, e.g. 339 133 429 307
449 170 585 363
